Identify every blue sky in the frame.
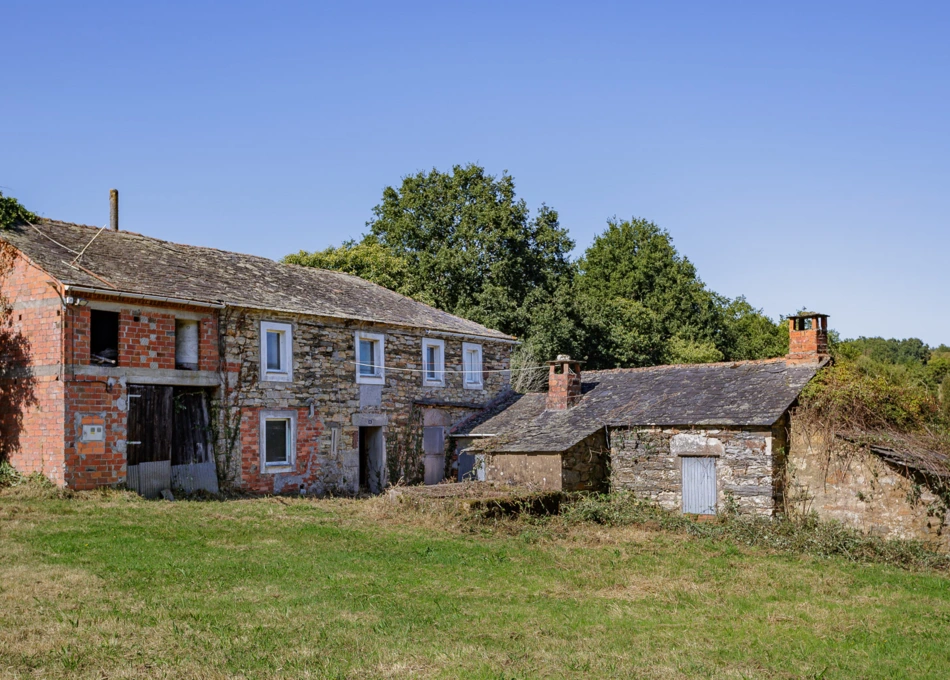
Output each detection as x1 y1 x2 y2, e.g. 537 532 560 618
3 1 948 344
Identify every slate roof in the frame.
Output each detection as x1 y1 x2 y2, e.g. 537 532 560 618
1 220 512 339
459 358 826 453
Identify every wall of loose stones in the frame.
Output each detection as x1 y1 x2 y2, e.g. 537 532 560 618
609 426 779 516
225 309 511 495
786 416 950 550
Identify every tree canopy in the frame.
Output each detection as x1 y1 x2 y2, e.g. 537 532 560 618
285 164 574 340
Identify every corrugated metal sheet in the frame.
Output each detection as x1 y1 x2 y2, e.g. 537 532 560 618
127 460 171 499
682 457 717 514
170 462 219 494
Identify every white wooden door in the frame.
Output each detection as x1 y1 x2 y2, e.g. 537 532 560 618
682 457 717 514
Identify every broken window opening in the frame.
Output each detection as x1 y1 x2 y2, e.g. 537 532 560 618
175 319 199 371
90 309 119 366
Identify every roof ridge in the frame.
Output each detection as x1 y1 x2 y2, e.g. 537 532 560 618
584 357 788 376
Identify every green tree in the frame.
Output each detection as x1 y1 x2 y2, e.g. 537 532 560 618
718 296 788 361
288 164 574 340
573 217 785 367
284 238 420 301
577 217 721 347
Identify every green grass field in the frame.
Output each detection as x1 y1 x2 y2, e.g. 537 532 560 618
2 487 949 679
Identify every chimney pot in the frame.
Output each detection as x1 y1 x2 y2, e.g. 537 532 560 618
109 189 119 231
787 311 829 363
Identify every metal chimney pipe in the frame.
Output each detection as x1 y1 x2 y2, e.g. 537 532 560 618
109 189 119 231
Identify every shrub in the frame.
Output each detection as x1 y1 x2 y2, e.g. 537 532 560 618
558 492 950 571
800 359 940 432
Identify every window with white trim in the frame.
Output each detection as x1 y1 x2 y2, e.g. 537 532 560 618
421 338 445 386
355 331 385 384
260 410 297 471
260 321 292 382
462 342 483 389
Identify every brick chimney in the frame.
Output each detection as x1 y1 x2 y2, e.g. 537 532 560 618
787 312 829 363
546 355 584 410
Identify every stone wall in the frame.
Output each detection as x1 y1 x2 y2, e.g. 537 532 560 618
786 416 950 550
224 309 512 495
484 452 563 490
610 426 779 516
483 430 608 492
562 429 608 492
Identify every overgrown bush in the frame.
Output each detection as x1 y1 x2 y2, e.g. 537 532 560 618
558 492 950 571
0 192 36 230
0 461 23 487
800 359 941 432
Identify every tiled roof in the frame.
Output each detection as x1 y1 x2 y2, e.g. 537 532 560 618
1 220 513 339
460 358 826 453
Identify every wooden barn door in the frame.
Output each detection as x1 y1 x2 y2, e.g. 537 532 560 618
682 457 717 515
126 385 173 498
171 389 219 495
126 386 219 497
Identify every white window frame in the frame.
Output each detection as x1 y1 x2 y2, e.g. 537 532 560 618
260 321 293 383
355 331 385 385
462 342 483 390
259 409 297 473
421 338 445 387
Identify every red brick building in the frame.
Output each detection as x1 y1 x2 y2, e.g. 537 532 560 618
0 217 514 495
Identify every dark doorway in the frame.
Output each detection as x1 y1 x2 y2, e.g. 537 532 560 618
358 426 385 494
126 385 218 497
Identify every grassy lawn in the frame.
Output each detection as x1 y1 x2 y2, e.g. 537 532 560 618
2 488 949 679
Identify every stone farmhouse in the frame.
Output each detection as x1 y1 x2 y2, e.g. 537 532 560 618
0 210 515 496
457 314 950 549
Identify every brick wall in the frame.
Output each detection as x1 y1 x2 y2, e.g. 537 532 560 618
0 253 66 483
60 294 221 490
63 375 129 489
239 406 324 494
788 318 828 362
65 296 218 370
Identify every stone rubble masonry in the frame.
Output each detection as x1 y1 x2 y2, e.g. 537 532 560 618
610 425 782 516
227 309 511 495
786 416 950 550
485 430 608 492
